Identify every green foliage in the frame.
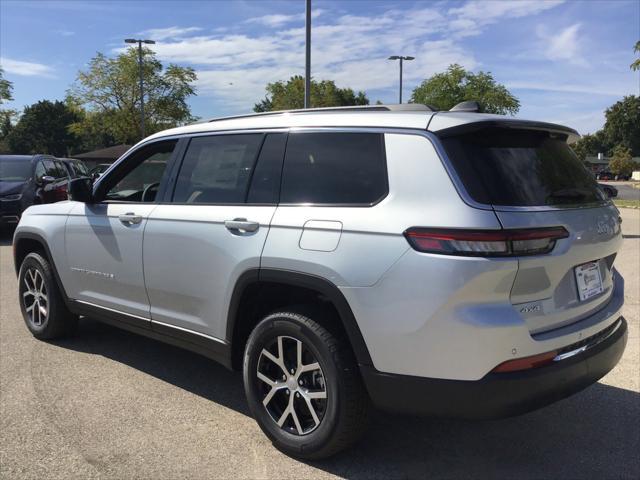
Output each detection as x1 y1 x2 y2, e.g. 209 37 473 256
631 41 640 71
609 145 636 176
254 75 369 112
603 96 640 156
6 100 80 156
571 96 640 160
410 64 520 115
0 67 14 104
0 68 17 153
67 48 197 144
571 131 608 161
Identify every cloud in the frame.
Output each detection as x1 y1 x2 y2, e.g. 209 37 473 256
0 57 55 77
246 9 324 27
57 30 75 36
537 23 586 65
119 1 566 111
448 0 564 37
139 26 203 41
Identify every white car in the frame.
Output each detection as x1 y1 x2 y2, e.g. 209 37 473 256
13 104 627 458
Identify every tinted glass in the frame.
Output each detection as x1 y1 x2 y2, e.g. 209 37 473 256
54 160 68 178
173 134 263 204
247 133 286 204
34 161 46 179
0 160 32 181
105 141 176 202
42 159 59 177
440 128 605 206
73 161 89 176
281 132 387 204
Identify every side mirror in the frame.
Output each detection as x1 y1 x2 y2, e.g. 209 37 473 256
68 177 94 203
39 175 55 185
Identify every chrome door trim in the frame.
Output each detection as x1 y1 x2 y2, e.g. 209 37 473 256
76 299 150 322
151 319 229 345
76 300 229 345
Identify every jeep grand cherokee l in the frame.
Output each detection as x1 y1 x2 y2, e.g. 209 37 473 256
13 104 627 459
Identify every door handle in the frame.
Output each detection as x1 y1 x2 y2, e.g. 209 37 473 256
224 218 259 233
119 212 143 225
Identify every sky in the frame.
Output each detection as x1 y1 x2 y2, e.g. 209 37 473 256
1 0 638 134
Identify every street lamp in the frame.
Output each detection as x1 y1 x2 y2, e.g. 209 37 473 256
125 38 156 138
388 55 414 104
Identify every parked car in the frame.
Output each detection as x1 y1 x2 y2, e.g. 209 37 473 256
596 171 613 180
599 183 618 198
13 105 626 459
0 155 69 226
60 158 90 178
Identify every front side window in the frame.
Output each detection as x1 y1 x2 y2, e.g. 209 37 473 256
280 132 388 205
54 160 68 178
102 141 176 203
173 134 263 204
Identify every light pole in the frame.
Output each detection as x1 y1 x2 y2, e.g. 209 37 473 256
304 0 311 108
388 55 414 104
125 38 156 138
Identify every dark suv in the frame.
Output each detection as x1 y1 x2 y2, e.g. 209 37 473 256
0 155 70 226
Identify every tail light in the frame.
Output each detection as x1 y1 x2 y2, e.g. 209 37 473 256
404 227 569 257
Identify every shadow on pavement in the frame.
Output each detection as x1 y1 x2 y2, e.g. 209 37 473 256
54 317 639 479
0 226 15 246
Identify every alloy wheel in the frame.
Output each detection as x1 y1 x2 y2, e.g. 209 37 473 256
256 335 327 435
22 268 48 327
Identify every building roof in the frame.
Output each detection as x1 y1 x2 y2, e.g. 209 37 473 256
73 144 132 161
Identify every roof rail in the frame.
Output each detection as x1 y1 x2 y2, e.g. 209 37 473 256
204 103 434 123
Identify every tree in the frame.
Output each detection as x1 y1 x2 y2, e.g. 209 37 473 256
631 41 640 71
6 100 80 156
0 67 13 105
254 75 369 112
410 64 520 115
609 145 637 176
571 131 608 161
0 68 17 153
603 96 640 156
68 48 197 145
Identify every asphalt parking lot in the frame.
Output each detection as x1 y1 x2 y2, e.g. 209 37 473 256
1 209 638 480
600 181 640 201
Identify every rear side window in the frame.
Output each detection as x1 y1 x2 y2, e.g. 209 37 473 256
440 127 605 207
281 132 387 205
173 134 263 204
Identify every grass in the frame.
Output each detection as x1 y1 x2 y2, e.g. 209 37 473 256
613 199 640 209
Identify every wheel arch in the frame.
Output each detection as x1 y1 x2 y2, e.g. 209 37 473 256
227 268 373 371
13 231 71 305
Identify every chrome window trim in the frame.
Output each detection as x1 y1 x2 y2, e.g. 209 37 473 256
127 125 609 212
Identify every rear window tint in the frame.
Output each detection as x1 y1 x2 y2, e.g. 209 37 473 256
440 127 605 207
281 132 387 205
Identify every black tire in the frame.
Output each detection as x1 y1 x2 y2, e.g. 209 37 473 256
18 252 78 340
243 309 370 459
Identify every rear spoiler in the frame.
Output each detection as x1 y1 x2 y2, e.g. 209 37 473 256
428 117 580 144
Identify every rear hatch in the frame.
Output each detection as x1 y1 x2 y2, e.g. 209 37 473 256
436 122 622 334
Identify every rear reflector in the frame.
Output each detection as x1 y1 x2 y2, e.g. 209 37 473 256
404 227 569 257
492 350 558 373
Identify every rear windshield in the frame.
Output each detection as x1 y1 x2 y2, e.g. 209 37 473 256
440 127 605 207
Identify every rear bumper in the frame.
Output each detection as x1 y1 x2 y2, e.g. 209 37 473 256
361 316 627 419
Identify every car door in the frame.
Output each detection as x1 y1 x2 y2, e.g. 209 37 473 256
64 140 178 319
143 132 286 340
36 158 66 203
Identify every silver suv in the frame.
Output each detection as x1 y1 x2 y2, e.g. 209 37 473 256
13 105 627 459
